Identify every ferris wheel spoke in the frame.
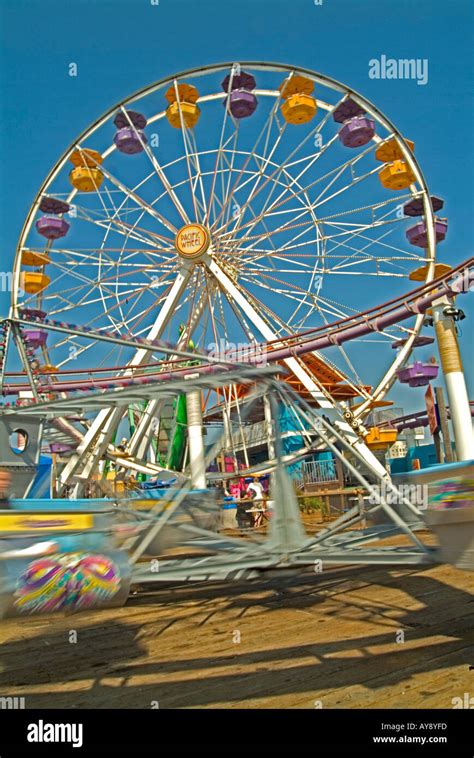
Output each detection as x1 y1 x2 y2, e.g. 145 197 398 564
226 189 308 276
216 99 340 240
111 266 186 338
53 273 176 318
117 105 190 225
187 131 209 222
75 204 175 252
78 165 177 262
28 246 173 260
171 80 205 222
96 204 151 298
205 70 243 226
224 171 330 255
221 168 315 250
321 216 405 240
179 267 204 341
52 251 175 281
211 89 286 232
237 271 320 325
72 157 177 266
44 255 174 308
217 133 242 229
321 224 426 273
199 271 218 348
240 267 370 328
44 282 158 319
210 258 310 339
237 250 318 268
217 284 261 346
226 116 287 235
237 278 306 336
108 278 180 334
234 217 317 257
325 227 426 274
216 155 310 242
75 144 179 235
227 138 380 250
228 136 335 245
309 291 359 321
310 165 383 216
45 256 179 331
220 178 320 266
317 193 411 226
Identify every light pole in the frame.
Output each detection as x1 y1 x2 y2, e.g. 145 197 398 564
432 296 474 461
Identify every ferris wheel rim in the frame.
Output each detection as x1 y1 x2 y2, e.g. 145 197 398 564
12 60 435 292
9 60 438 423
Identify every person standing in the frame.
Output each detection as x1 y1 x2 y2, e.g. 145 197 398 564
247 476 264 503
246 476 265 527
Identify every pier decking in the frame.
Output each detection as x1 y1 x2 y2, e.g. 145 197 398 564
1 540 472 709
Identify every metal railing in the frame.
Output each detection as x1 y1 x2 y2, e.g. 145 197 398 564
229 420 307 452
295 458 339 490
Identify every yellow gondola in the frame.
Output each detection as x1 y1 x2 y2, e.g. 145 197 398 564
279 74 317 125
21 251 51 267
409 263 452 281
165 83 200 129
22 272 50 294
365 426 398 450
375 137 415 162
281 94 317 125
69 167 104 192
69 148 104 192
379 160 416 190
69 148 103 167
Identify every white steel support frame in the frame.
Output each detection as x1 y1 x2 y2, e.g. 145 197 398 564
128 378 435 587
124 285 210 465
432 297 474 461
59 264 192 494
206 254 390 480
0 367 438 580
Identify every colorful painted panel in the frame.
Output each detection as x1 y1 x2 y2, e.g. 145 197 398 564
14 552 121 614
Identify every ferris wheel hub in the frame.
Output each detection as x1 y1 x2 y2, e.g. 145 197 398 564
175 223 211 260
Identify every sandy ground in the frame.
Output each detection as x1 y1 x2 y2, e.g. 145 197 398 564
0 533 473 709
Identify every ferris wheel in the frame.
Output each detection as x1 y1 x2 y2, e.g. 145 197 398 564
4 62 447 490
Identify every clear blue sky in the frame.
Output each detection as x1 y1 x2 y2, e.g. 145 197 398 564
0 0 472 415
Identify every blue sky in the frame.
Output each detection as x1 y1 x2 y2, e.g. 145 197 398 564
0 0 472 416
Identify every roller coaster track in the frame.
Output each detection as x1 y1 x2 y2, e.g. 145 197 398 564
2 257 472 396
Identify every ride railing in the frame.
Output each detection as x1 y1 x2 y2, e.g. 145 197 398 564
229 420 307 452
294 458 339 490
230 420 267 451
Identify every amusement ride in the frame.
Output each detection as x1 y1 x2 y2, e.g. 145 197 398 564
0 62 472 616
